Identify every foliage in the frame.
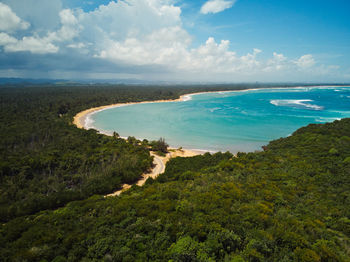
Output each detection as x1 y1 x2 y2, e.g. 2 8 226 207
1 110 350 261
150 137 169 154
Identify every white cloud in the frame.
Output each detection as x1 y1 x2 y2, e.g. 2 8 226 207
4 36 58 54
200 0 236 14
77 0 181 46
0 3 29 31
98 26 190 66
182 37 237 72
0 8 80 54
67 42 86 49
98 32 265 75
2 0 62 31
0 0 341 81
264 52 288 72
182 40 262 74
295 54 315 69
54 1 321 77
0 32 18 45
0 4 58 54
47 9 81 42
239 48 261 71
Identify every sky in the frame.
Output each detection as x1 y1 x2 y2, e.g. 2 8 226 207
0 0 349 82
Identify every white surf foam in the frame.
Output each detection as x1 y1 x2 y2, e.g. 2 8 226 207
84 114 96 129
182 95 192 101
209 107 221 113
270 99 323 110
315 117 341 123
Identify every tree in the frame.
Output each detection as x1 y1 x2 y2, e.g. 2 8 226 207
113 131 119 138
150 137 169 154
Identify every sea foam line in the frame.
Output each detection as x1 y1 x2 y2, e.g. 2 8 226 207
270 99 324 110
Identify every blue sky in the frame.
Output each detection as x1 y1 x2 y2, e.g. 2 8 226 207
0 0 349 82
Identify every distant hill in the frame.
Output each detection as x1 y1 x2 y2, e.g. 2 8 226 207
0 77 66 85
0 77 349 86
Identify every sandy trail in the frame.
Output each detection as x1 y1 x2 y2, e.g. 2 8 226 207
105 149 202 197
145 152 165 180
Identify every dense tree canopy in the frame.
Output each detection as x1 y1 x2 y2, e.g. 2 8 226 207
0 84 349 261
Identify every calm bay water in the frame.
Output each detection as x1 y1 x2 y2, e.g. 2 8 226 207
88 86 350 153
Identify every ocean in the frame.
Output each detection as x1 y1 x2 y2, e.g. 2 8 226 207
87 86 350 153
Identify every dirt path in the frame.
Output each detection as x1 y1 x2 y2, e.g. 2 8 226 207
105 149 202 197
105 153 167 197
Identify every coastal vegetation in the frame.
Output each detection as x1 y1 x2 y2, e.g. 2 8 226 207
0 84 349 261
0 83 261 221
150 138 169 156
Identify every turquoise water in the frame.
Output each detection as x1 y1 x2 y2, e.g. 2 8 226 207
88 86 350 153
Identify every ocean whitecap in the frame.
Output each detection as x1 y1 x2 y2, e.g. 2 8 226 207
315 117 341 123
209 107 221 113
270 99 324 110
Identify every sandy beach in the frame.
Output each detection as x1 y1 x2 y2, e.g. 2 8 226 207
73 95 188 129
72 92 210 156
73 85 345 137
73 94 206 197
72 89 250 130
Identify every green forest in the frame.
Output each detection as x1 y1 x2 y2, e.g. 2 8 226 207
0 84 349 261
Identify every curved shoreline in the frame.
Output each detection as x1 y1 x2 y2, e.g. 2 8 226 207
73 95 187 129
72 90 237 154
73 85 348 130
73 85 349 147
73 88 272 130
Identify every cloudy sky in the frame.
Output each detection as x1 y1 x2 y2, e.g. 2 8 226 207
0 0 349 82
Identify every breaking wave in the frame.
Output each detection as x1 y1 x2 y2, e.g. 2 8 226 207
270 99 324 110
182 95 192 101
